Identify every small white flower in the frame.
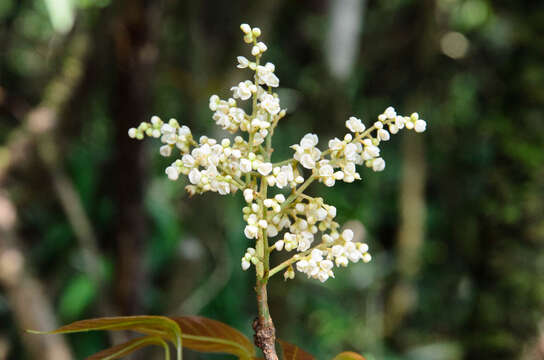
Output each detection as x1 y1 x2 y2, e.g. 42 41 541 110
241 258 251 270
377 129 390 141
300 153 316 170
160 145 172 157
231 81 255 100
257 42 267 52
182 154 195 168
244 224 259 239
165 166 179 181
292 134 321 170
257 162 273 176
414 119 427 133
342 229 354 241
260 93 280 115
256 63 279 87
188 168 201 184
243 189 254 203
284 266 295 280
267 225 278 237
300 133 318 149
342 162 361 183
240 158 253 173
346 116 365 133
240 23 251 34
372 157 386 172
237 56 249 68
385 106 396 119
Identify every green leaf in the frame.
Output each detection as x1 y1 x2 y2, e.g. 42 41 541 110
173 316 256 360
277 339 314 360
86 336 170 360
332 352 366 360
58 274 96 320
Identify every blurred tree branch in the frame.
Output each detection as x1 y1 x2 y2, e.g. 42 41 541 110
0 23 106 358
0 192 73 360
110 0 164 315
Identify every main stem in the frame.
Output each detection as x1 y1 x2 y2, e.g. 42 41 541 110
254 276 278 360
253 130 278 359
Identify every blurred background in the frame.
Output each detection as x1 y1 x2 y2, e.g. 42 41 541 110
1 0 543 359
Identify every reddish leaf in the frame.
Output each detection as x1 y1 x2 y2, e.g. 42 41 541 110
172 316 256 360
277 339 315 360
332 352 366 360
28 316 183 359
29 316 179 339
86 336 170 360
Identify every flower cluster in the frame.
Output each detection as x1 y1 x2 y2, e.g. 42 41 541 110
129 23 427 283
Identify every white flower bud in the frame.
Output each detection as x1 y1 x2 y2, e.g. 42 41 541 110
275 240 284 251
267 225 278 237
165 166 179 181
257 42 267 52
414 119 427 133
257 162 273 176
263 199 274 207
240 23 251 34
378 129 390 141
372 158 386 172
241 259 251 270
188 168 201 184
237 56 249 68
240 158 252 173
244 224 259 239
345 116 365 133
243 189 254 203
160 145 172 157
342 229 354 241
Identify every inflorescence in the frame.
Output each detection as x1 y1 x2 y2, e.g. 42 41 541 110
129 23 427 283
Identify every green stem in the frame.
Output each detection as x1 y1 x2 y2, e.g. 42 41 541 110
268 244 322 278
280 174 317 211
253 174 278 360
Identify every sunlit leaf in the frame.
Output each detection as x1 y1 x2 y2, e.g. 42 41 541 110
277 339 314 360
173 316 255 360
332 351 366 360
43 0 75 33
86 336 170 360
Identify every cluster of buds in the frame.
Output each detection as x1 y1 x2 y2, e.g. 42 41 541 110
129 24 427 283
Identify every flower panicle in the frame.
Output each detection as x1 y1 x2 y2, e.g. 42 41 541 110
129 23 427 283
